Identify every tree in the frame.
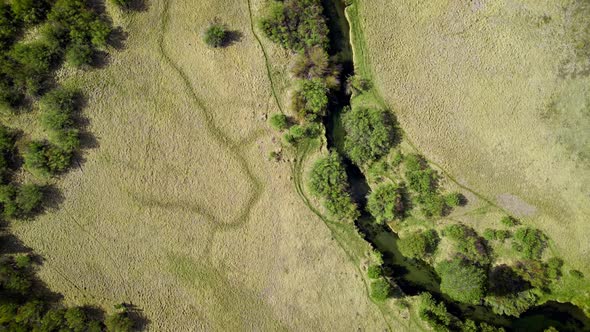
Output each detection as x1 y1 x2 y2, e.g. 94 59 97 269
0 3 18 49
436 257 487 305
418 292 452 332
293 78 328 120
500 216 519 227
367 264 382 279
341 106 395 165
259 0 329 51
203 21 228 48
366 183 405 223
64 307 86 332
398 229 439 260
308 152 359 221
15 183 42 216
105 310 133 332
268 113 289 131
512 227 547 259
370 278 391 301
10 0 50 25
66 42 93 68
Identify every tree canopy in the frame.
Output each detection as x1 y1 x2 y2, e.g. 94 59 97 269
341 106 395 166
436 257 487 305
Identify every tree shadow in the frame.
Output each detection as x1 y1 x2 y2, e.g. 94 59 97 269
108 27 129 51
124 303 151 331
42 184 66 212
488 264 531 296
126 0 150 12
223 30 243 47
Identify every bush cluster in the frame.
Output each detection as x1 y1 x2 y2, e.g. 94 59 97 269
283 122 322 144
0 0 114 108
341 106 395 166
483 229 511 242
0 124 15 182
0 183 43 218
0 255 134 331
291 78 329 120
436 257 487 305
308 152 359 221
443 224 490 265
366 183 405 223
417 293 453 332
512 227 547 259
259 0 329 52
484 290 538 317
203 21 228 48
269 113 289 131
397 229 439 260
370 278 391 301
500 215 519 227
513 258 562 289
403 154 460 217
24 140 72 177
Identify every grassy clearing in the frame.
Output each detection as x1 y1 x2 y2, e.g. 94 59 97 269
7 0 392 329
349 0 590 312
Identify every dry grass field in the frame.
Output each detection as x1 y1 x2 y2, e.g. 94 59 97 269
356 0 590 284
7 0 394 330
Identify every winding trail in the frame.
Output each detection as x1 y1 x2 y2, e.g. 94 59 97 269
157 0 264 233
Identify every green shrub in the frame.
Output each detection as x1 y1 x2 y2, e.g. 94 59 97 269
483 229 511 242
292 78 328 120
500 216 519 227
403 154 451 217
398 229 439 260
24 141 72 176
366 183 405 223
445 192 463 207
436 257 487 305
341 106 395 166
418 292 452 332
514 260 550 289
9 40 59 94
64 307 86 332
15 183 42 216
370 278 391 301
105 308 133 332
0 184 18 218
546 257 563 280
10 0 50 25
367 264 382 279
443 224 489 265
259 0 329 51
512 227 547 259
0 3 18 49
283 122 322 144
269 113 289 131
308 152 359 221
203 22 228 48
48 0 112 48
66 42 93 67
484 290 538 317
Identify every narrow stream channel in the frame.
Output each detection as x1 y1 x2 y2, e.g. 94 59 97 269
321 1 590 331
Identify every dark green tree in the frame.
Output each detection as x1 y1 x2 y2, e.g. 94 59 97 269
398 229 439 260
203 21 228 48
341 106 395 165
436 257 487 305
366 183 405 223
